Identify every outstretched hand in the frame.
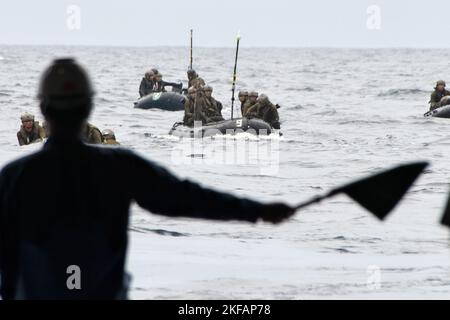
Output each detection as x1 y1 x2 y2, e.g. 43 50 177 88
260 203 296 224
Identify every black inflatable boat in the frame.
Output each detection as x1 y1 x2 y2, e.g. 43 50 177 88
134 92 185 111
424 105 450 118
169 118 274 138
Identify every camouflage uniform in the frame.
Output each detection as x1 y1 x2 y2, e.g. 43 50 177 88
242 100 257 117
204 96 224 123
17 122 46 146
82 123 103 145
183 94 195 127
242 91 258 117
246 95 281 129
238 91 248 116
183 91 211 127
429 89 450 110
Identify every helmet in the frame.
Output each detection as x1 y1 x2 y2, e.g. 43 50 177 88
102 129 116 140
249 91 259 98
37 59 94 123
187 69 197 77
155 73 163 79
203 85 213 92
257 94 269 103
188 87 196 94
238 91 248 97
21 112 35 122
436 80 446 87
145 70 154 78
38 58 94 101
151 68 159 75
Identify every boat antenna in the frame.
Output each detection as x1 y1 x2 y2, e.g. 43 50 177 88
231 31 241 120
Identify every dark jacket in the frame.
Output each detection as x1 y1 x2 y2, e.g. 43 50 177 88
0 139 265 299
139 78 154 98
152 81 167 93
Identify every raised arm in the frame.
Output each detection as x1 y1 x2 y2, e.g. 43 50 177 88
128 153 292 224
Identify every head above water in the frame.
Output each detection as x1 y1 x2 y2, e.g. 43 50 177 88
21 112 35 123
21 113 35 132
102 129 116 140
38 58 94 139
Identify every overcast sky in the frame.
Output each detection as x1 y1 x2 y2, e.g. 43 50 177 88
1 0 449 48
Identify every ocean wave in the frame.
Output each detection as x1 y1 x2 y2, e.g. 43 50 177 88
286 87 318 92
288 104 304 110
129 226 189 237
377 88 429 97
337 119 400 125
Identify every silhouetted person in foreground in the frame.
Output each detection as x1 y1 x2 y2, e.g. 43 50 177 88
0 59 294 300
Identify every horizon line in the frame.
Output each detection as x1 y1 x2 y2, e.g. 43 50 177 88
3 43 450 50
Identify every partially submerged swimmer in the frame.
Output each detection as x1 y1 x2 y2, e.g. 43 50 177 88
17 113 46 146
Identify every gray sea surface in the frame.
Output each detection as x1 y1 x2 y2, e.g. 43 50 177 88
1 46 450 299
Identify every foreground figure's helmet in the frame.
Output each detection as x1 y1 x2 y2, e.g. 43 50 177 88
38 58 94 119
203 85 213 92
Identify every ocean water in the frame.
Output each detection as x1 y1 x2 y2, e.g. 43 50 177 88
1 46 450 299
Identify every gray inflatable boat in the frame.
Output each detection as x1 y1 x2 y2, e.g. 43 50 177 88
169 118 274 138
134 92 185 111
424 105 450 118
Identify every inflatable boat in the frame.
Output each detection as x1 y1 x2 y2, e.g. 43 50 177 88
169 118 274 138
424 105 450 118
134 92 185 111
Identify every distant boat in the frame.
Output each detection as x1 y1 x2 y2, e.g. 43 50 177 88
424 105 450 118
134 92 185 111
